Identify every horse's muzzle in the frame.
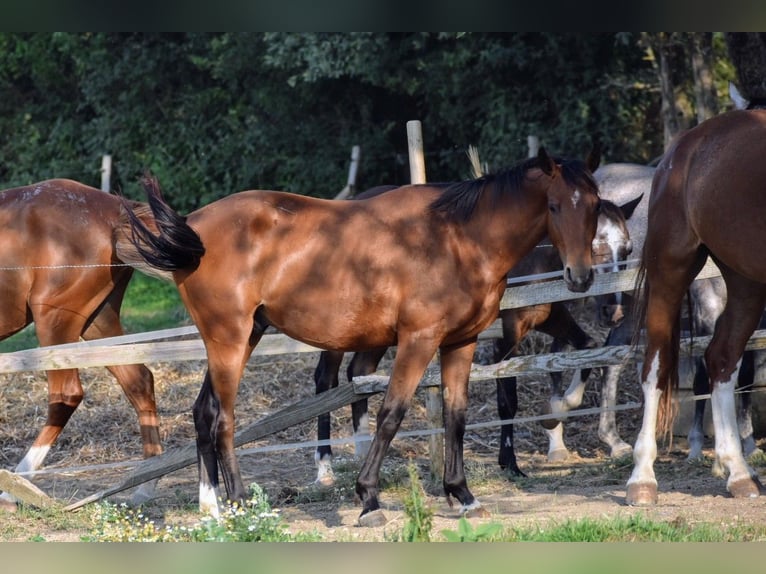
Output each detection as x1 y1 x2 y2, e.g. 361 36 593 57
564 266 595 293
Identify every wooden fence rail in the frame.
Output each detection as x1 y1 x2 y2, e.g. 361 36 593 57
3 254 750 509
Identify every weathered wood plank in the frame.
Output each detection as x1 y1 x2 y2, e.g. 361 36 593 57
352 329 766 393
0 260 721 375
64 383 375 510
0 469 57 509
500 258 720 309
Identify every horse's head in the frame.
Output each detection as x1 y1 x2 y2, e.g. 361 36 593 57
591 194 642 327
538 147 601 293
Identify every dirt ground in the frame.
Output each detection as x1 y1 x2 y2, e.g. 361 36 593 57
2 306 766 541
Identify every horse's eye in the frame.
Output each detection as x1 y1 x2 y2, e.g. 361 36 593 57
548 203 559 214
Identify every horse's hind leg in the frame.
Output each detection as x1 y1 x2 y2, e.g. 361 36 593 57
313 351 344 486
194 327 260 517
627 253 705 506
81 276 163 505
705 270 766 498
0 329 86 508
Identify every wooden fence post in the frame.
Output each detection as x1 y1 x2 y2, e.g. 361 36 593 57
334 145 361 200
101 155 112 192
527 135 539 158
406 120 444 481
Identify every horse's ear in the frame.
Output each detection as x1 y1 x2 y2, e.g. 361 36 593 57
537 147 557 176
619 193 644 221
730 81 749 110
586 143 601 173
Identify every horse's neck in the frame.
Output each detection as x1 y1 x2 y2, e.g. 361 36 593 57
469 192 549 277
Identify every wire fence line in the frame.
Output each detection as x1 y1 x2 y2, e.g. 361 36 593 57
2 254 750 492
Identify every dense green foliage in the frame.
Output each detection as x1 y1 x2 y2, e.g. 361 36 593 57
0 33 731 210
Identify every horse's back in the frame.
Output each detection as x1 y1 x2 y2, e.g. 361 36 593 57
0 179 120 255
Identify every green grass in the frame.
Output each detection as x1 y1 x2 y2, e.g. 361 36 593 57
495 513 766 542
0 274 187 353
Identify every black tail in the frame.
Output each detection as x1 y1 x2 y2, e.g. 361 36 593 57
123 175 205 273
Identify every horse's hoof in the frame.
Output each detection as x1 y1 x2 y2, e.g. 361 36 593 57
547 449 569 463
358 509 388 527
625 482 658 506
610 443 632 459
711 457 726 479
729 477 760 499
463 505 491 519
314 474 336 488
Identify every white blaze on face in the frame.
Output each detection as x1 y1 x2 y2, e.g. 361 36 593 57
571 189 581 208
593 219 627 274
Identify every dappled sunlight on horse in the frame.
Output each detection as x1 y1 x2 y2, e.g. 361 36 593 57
120 147 602 526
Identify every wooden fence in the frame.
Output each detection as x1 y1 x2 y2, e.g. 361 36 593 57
5 143 765 509
5 253 765 511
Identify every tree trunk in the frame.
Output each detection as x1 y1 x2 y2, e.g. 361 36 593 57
725 33 766 102
689 33 719 122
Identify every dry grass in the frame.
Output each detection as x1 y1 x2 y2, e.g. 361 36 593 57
0 297 653 540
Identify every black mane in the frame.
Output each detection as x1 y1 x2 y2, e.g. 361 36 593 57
429 155 598 222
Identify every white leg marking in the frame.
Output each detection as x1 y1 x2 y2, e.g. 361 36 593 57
627 352 662 488
460 499 483 514
314 451 335 487
710 365 756 494
14 446 51 475
562 371 587 409
354 413 372 459
545 423 569 461
198 482 221 518
599 365 632 457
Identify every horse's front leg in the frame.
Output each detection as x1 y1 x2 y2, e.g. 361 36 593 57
440 339 488 517
355 336 438 527
347 347 389 460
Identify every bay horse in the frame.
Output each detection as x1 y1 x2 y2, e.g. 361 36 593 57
119 147 602 526
0 180 163 510
626 109 766 506
312 191 640 485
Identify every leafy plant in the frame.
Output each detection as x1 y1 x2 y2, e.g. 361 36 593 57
386 460 434 542
441 516 503 542
85 483 321 542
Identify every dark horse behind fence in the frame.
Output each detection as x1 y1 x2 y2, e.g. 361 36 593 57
119 148 601 526
0 180 163 511
626 109 766 506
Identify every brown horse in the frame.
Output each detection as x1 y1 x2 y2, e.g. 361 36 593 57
312 193 641 486
0 180 163 510
627 109 766 506
120 148 601 525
